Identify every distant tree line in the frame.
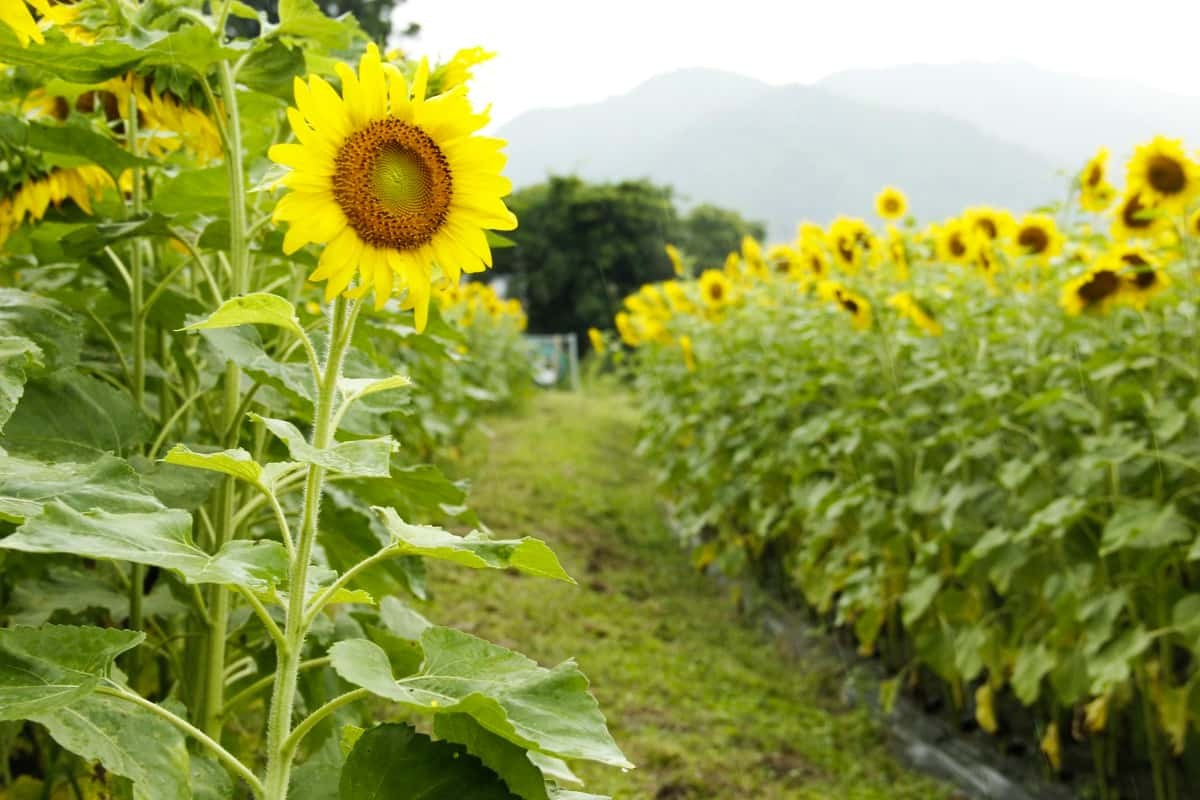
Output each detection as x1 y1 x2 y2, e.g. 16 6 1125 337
490 175 765 342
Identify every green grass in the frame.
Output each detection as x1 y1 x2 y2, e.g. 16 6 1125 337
423 390 957 799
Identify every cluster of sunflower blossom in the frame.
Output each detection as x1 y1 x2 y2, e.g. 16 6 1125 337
607 136 1200 366
434 279 526 331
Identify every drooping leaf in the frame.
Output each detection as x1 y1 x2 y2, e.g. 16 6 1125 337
274 0 362 50
253 414 395 478
339 723 518 800
0 115 153 178
0 452 164 523
60 215 177 258
199 326 315 408
330 629 631 768
0 625 143 720
152 166 231 216
6 564 186 627
0 337 41 435
185 292 307 340
33 694 190 800
239 40 306 98
0 27 140 81
163 445 296 495
374 508 573 582
0 501 288 589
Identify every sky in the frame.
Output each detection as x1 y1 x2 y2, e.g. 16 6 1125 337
398 0 1200 128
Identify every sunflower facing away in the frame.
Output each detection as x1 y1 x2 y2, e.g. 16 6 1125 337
1126 136 1200 211
270 44 518 330
817 280 872 330
874 186 907 221
1079 148 1117 213
886 291 941 336
1110 191 1166 241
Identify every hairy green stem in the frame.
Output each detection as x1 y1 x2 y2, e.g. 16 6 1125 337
125 91 147 685
262 297 357 800
98 684 262 797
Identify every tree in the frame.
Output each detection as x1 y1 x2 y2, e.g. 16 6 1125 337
678 203 766 267
492 176 680 339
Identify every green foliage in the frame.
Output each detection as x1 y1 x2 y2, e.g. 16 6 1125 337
492 176 762 340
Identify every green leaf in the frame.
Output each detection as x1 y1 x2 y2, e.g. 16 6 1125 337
60 214 178 258
0 501 288 589
163 445 296 495
0 27 141 82
374 508 573 582
274 0 362 50
185 292 307 340
434 714 550 800
253 414 396 478
1011 644 1056 705
338 375 412 401
340 723 518 800
198 327 315 409
0 289 80 372
239 40 306 98
0 625 143 720
1088 626 1153 694
900 573 941 627
330 628 631 768
0 115 153 178
0 452 164 523
33 694 190 800
152 166 230 216
190 751 234 800
133 24 244 74
7 564 185 627
1101 501 1191 555
1 372 150 458
0 337 41 435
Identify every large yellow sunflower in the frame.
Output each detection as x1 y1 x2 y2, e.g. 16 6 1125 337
0 165 112 245
1126 136 1200 211
270 44 518 330
1110 191 1167 241
699 268 733 310
1059 267 1124 316
935 219 976 264
1010 214 1063 263
874 186 907 221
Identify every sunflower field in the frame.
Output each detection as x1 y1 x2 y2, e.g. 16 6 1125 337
612 143 1200 798
0 1 629 798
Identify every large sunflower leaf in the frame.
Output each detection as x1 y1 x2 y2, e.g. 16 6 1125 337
0 625 143 720
0 372 150 458
0 337 40 435
184 292 306 339
0 289 80 372
0 501 287 589
162 445 296 495
329 629 631 769
33 694 190 800
339 722 518 800
0 452 164 523
434 714 550 800
253 414 396 478
374 507 572 583
198 327 315 408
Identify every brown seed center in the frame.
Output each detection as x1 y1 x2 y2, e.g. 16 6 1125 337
1147 155 1186 195
1122 194 1152 229
332 118 453 250
1078 269 1120 304
1017 225 1049 254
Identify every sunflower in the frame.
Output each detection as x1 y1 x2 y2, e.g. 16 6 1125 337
665 243 685 276
796 221 825 248
963 206 1013 242
817 280 871 330
828 217 875 273
614 311 641 347
1110 191 1167 240
741 235 767 278
935 219 976 264
699 268 733 309
0 165 112 245
269 44 518 330
662 280 694 314
430 46 495 95
1059 267 1124 316
874 186 907 220
886 291 941 336
1079 148 1117 213
1187 208 1200 238
1126 136 1200 211
767 243 800 279
1011 214 1063 263
1106 246 1171 309
886 227 910 281
81 74 225 163
587 327 606 354
799 246 828 281
0 0 48 46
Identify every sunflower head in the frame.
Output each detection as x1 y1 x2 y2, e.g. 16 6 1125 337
818 280 872 330
874 186 907 221
270 44 517 331
1110 191 1167 241
1081 148 1109 191
936 219 977 264
1011 214 1063 263
699 269 733 310
886 291 941 336
587 327 605 353
665 243 685 277
1188 209 1200 239
614 311 640 347
1106 246 1171 309
1060 267 1124 316
1126 136 1200 210
963 207 1013 242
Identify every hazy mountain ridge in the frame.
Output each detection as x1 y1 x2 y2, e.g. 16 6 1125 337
497 63 1200 243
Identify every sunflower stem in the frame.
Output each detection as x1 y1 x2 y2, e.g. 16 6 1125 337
262 296 357 800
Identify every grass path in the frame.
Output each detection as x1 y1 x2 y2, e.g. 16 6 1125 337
424 391 956 799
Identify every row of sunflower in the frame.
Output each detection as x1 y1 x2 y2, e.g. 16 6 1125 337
608 139 1200 798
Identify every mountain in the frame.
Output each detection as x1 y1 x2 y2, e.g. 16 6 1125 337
498 68 1060 242
818 62 1200 170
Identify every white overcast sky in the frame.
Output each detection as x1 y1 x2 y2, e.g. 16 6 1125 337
398 0 1200 127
